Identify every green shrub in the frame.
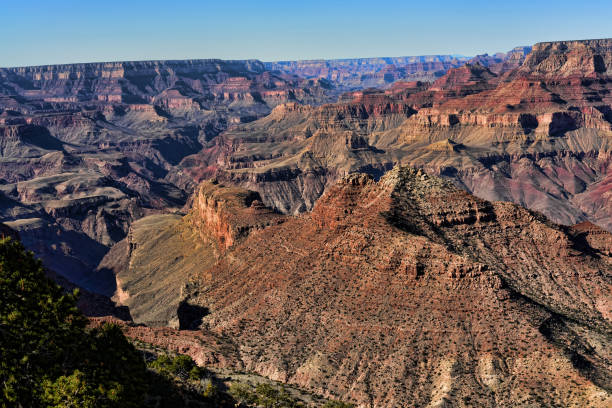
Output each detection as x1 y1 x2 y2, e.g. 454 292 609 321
148 353 208 381
41 370 98 408
189 365 208 381
254 383 304 408
228 382 257 405
202 379 219 399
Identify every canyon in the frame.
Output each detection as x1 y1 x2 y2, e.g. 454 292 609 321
184 39 612 232
265 55 471 89
0 59 334 292
1 38 611 407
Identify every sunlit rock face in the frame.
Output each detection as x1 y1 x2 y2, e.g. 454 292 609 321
169 167 610 407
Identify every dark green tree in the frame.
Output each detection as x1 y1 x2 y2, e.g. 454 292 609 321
0 237 146 407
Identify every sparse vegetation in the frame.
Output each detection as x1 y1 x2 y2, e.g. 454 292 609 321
148 353 208 381
322 400 356 408
228 381 334 408
144 352 236 406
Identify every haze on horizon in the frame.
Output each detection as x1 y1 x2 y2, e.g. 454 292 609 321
2 0 612 67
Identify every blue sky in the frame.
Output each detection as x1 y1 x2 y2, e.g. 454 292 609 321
1 0 611 67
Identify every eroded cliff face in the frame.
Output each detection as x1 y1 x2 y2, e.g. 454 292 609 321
96 182 285 327
0 59 333 108
154 167 610 408
520 39 612 77
190 180 285 251
182 38 612 231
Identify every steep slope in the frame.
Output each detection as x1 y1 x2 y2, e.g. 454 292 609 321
182 38 612 231
120 167 611 407
100 181 285 326
0 221 129 319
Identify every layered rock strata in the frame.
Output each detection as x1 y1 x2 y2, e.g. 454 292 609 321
112 167 611 407
183 39 612 231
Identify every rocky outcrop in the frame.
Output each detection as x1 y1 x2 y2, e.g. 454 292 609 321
569 221 612 256
520 39 612 77
156 166 611 408
191 181 285 251
428 63 498 94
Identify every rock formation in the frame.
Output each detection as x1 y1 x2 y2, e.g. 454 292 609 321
110 167 611 407
190 180 285 251
183 38 612 232
468 46 532 74
97 182 284 326
192 168 611 407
